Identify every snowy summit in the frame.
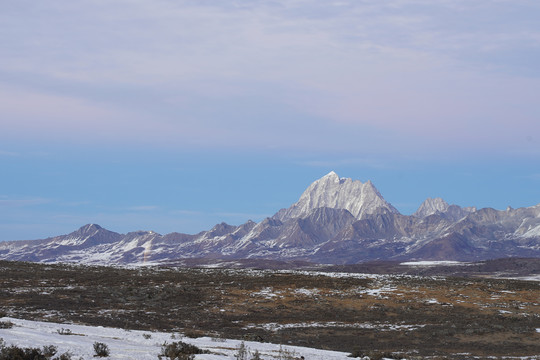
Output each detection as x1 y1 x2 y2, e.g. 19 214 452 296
275 171 399 221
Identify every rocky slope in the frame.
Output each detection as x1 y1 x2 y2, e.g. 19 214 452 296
0 172 539 265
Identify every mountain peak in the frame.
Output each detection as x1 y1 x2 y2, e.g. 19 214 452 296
76 224 103 234
322 171 340 181
413 198 449 218
413 198 475 220
362 179 376 190
275 173 399 221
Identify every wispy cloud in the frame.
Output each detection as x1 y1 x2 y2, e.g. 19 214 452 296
299 158 391 169
0 197 53 207
0 150 20 157
525 174 540 181
1 0 539 155
124 205 160 212
170 210 204 216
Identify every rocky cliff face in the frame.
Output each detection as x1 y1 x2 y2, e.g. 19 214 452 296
1 172 539 265
274 171 399 221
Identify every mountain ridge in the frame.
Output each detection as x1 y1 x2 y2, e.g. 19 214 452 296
1 172 539 265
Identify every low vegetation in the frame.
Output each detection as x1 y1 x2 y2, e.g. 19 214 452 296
92 342 110 357
0 321 13 329
158 341 207 360
0 341 72 360
0 260 539 359
235 342 295 360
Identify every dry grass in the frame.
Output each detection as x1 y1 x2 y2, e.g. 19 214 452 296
0 260 539 359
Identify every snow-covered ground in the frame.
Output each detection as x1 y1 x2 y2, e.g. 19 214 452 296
244 321 425 332
399 261 471 267
0 317 352 360
504 274 540 282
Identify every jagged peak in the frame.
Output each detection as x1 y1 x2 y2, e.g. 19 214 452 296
413 198 450 218
362 179 379 192
58 224 121 247
424 197 449 207
75 224 103 234
426 197 447 204
205 222 237 237
275 172 398 221
211 222 233 230
82 223 102 230
321 171 340 181
236 220 257 231
413 198 477 220
259 217 283 227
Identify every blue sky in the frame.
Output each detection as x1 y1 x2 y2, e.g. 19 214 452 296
1 0 540 241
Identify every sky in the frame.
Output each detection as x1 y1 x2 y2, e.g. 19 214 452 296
1 0 540 241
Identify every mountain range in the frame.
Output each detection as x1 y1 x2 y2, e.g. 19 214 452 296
1 171 539 265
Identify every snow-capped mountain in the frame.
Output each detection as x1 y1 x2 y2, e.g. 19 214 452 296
1 172 539 265
413 197 450 217
274 171 398 221
413 197 476 220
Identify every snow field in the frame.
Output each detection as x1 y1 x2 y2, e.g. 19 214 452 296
0 317 352 360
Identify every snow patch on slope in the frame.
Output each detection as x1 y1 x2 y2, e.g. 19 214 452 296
0 317 352 360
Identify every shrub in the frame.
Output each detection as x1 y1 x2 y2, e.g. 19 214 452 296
348 350 370 359
251 349 262 360
234 343 264 360
57 328 73 335
210 336 226 343
182 329 203 338
235 342 248 360
277 345 297 360
54 353 73 360
158 341 207 360
0 343 71 360
93 342 110 357
349 351 404 360
0 344 45 360
0 321 13 329
348 349 363 358
42 345 58 358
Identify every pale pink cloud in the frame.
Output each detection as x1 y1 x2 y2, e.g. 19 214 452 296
1 0 539 156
